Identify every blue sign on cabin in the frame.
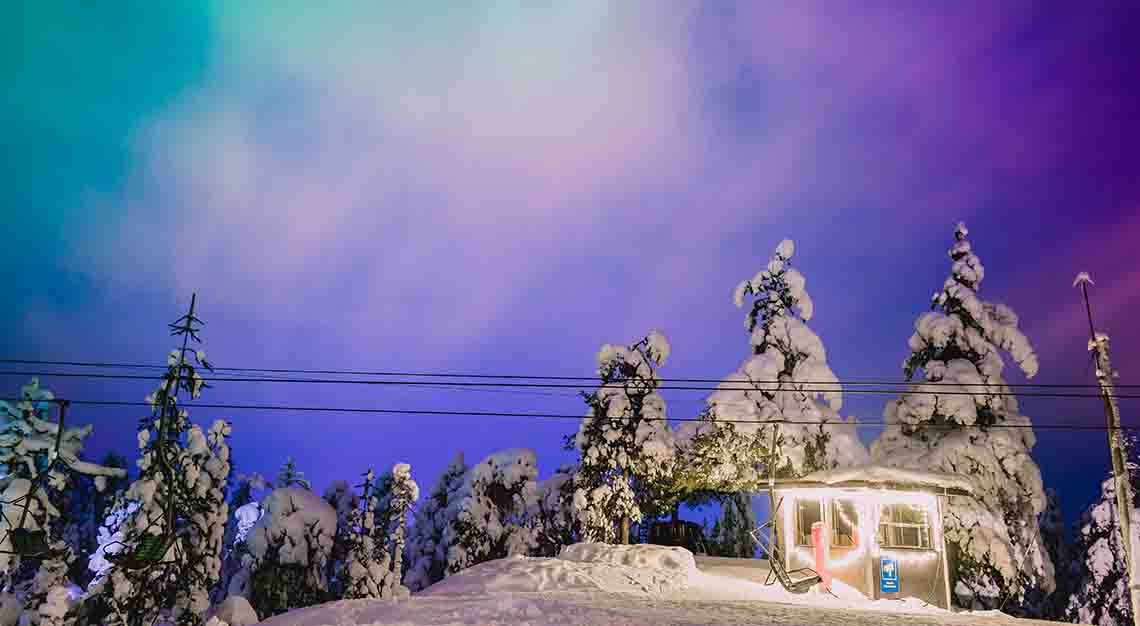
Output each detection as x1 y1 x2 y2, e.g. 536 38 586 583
880 556 900 593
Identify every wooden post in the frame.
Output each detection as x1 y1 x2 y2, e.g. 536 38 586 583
1076 273 1140 626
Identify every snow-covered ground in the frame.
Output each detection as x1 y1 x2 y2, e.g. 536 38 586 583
257 544 1070 626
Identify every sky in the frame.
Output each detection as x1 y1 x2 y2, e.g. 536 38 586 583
3 1 1139 525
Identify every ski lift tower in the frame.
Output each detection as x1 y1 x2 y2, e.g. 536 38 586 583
1075 271 1140 626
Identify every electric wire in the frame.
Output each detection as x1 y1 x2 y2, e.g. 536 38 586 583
0 358 1130 389
0 369 1134 400
1 397 1133 431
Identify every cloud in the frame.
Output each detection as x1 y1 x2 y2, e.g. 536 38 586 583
63 2 1137 361
68 2 711 351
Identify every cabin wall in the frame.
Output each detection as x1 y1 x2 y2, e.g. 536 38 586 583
771 488 952 610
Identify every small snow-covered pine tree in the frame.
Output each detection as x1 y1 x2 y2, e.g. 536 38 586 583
444 449 538 575
276 457 311 490
529 465 578 557
1065 463 1139 626
870 222 1053 611
322 479 358 598
676 239 867 495
388 463 419 594
245 488 337 617
405 453 467 592
340 470 394 599
572 331 675 544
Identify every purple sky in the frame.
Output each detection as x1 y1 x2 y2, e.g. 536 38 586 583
4 2 1139 523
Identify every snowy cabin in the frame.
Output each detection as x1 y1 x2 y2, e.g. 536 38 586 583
770 464 974 609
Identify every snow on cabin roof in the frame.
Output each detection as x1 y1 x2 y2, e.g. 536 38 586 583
777 464 975 496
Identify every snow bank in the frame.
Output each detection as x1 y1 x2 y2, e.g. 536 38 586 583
557 543 696 578
256 550 1043 626
426 544 697 596
796 463 975 494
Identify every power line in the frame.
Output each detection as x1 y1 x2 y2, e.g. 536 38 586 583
2 397 1133 431
0 358 1127 389
0 369 1135 400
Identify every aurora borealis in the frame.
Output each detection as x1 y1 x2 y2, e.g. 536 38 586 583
3 1 1138 520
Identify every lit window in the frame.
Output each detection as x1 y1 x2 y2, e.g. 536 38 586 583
831 499 858 548
795 498 822 546
878 503 932 549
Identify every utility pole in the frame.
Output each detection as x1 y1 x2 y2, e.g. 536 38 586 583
1075 272 1140 626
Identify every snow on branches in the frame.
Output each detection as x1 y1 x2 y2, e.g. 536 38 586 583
405 453 467 592
444 449 538 574
1066 476 1137 626
339 470 394 600
679 239 867 494
245 487 337 616
871 223 1053 611
573 331 676 542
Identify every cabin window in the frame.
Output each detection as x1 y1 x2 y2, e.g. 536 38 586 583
795 498 823 546
830 499 858 548
878 503 932 549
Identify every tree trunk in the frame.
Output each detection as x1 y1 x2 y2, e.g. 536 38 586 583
620 518 630 544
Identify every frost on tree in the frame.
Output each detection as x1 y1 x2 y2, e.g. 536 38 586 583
0 378 127 624
405 452 467 592
1066 474 1139 626
243 487 337 616
572 331 676 544
676 239 867 496
870 223 1053 611
529 465 578 557
444 449 538 575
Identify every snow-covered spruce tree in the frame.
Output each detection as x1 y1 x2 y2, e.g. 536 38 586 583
707 493 757 558
0 379 127 623
528 465 578 557
1065 444 1139 626
322 479 358 598
404 453 467 592
388 463 418 594
275 457 311 490
572 331 675 544
444 449 538 575
90 298 233 626
870 223 1052 611
244 488 337 617
339 470 394 599
675 239 867 497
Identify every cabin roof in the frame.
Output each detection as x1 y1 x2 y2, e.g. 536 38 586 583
773 463 974 497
